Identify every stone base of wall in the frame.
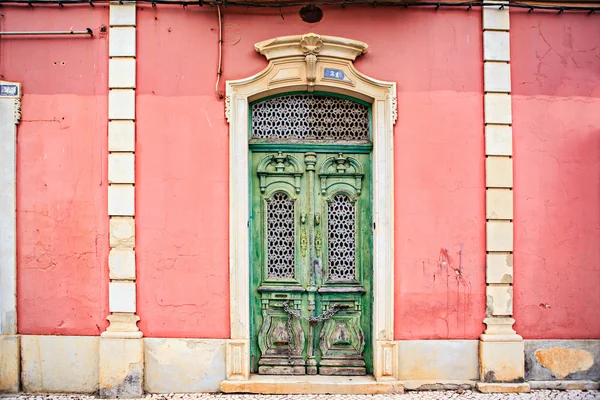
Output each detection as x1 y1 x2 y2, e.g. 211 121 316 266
21 335 99 393
1 336 598 394
144 338 226 393
397 340 479 381
0 335 20 393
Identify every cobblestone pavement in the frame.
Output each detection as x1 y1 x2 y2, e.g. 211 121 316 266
1 391 600 400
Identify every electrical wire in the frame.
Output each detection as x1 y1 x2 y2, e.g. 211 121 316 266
216 4 223 99
0 0 598 12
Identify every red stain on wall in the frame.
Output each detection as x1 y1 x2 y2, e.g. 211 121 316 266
1 8 110 335
136 6 485 338
511 11 600 339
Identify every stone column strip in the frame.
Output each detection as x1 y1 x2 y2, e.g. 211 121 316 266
477 3 529 393
100 3 143 397
104 0 140 339
0 81 20 336
0 81 21 393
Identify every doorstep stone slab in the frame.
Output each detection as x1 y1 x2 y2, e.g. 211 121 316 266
221 375 404 394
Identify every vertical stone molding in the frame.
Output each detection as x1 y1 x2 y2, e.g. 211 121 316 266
479 3 528 394
0 82 21 394
102 2 142 397
0 82 20 338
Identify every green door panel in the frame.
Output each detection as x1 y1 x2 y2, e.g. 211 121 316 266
250 150 373 375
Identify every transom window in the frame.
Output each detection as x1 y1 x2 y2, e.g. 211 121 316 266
251 94 370 141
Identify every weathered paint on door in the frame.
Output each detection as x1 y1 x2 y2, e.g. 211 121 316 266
249 150 373 375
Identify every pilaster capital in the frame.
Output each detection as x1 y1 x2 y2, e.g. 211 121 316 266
0 81 22 124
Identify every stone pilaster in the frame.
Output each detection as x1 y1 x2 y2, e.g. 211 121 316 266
0 81 21 393
101 2 143 397
477 3 529 393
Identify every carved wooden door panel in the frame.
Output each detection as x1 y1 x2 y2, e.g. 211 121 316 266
250 151 372 376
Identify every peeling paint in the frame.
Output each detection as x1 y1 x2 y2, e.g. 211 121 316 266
535 347 594 379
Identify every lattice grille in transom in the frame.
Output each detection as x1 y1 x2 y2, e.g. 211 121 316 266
251 95 369 140
266 192 295 279
327 194 356 281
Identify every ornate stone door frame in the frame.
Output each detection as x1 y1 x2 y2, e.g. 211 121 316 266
225 33 398 382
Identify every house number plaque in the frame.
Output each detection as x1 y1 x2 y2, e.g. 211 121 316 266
324 68 345 80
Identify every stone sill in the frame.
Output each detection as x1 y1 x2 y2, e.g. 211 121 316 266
221 375 405 394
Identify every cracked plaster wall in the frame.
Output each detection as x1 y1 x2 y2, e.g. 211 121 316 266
511 11 600 339
1 8 110 335
135 7 230 338
3 0 596 345
134 6 486 339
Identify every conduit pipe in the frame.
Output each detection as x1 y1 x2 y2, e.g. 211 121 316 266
0 28 93 36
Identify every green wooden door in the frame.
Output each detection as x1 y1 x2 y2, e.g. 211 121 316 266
249 150 373 376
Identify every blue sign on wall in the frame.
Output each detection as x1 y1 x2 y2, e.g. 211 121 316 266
0 84 19 97
324 68 346 81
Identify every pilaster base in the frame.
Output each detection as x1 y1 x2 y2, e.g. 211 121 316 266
480 317 525 383
226 339 250 380
476 382 531 393
99 338 143 398
101 313 142 338
375 340 399 381
0 335 20 393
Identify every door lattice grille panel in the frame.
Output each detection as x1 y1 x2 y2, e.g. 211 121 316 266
266 192 295 279
327 194 356 281
251 95 369 140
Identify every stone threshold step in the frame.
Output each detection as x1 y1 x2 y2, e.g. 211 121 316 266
221 375 405 394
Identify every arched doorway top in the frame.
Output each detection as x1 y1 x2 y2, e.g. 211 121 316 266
226 33 397 116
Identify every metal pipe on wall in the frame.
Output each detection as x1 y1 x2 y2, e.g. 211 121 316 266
0 28 93 36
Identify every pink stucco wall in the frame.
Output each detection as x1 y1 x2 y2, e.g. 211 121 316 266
1 8 110 335
391 11 485 340
135 6 485 339
6 3 595 342
512 11 600 339
135 7 229 338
